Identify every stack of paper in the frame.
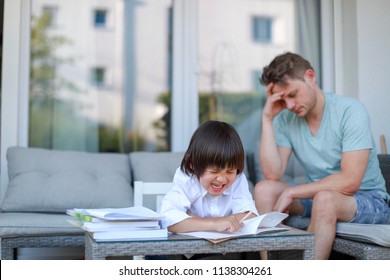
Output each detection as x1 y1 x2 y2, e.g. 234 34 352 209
66 206 168 242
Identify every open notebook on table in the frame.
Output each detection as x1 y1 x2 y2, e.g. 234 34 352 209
180 212 289 244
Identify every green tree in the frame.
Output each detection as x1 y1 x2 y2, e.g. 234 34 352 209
29 11 84 149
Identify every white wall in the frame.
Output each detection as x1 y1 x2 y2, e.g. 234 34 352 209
337 0 390 154
356 0 390 153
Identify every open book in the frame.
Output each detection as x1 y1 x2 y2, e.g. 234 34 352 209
181 212 289 244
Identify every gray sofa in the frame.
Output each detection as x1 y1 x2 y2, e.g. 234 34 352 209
0 146 389 260
0 147 184 260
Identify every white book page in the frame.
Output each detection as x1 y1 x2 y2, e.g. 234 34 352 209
181 212 288 240
79 206 164 220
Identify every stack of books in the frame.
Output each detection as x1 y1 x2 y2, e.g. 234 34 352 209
66 206 167 242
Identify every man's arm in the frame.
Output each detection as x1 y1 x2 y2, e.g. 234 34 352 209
274 149 370 212
260 84 292 180
260 120 291 180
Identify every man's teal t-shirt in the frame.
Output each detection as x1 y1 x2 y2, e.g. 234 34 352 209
273 92 388 200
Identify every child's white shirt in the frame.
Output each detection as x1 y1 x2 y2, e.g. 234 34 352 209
160 167 259 229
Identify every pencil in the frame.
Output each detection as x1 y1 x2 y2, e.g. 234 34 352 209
239 211 252 223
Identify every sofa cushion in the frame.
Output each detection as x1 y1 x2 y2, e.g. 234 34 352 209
1 147 133 213
286 215 390 247
0 213 84 237
336 223 390 247
130 151 184 182
284 215 310 229
130 151 184 210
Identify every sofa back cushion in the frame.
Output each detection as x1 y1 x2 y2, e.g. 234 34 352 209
1 146 133 213
130 151 184 182
130 151 183 209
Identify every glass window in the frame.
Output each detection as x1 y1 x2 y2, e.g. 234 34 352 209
91 67 105 86
252 16 272 43
27 0 320 155
29 0 173 153
197 0 321 153
252 70 264 94
94 9 107 28
43 5 58 28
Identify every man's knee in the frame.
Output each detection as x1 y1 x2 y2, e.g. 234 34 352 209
254 179 277 196
313 190 339 204
312 190 339 214
254 180 284 213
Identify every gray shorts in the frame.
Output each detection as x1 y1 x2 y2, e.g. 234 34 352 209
300 190 390 224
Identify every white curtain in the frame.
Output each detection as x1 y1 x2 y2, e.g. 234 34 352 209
296 0 322 86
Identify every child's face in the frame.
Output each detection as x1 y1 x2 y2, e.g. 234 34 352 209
199 167 238 196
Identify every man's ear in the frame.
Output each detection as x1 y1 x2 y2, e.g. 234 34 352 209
305 69 316 82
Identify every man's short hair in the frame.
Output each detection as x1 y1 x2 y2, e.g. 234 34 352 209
260 52 314 86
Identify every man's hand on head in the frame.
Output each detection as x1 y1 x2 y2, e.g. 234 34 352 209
263 83 287 121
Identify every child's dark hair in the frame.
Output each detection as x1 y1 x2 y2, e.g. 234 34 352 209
181 120 245 178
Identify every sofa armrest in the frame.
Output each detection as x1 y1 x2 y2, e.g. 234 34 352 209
378 154 390 194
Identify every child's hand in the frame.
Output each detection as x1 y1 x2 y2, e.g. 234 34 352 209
213 215 243 233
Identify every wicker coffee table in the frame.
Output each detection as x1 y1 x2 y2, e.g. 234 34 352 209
85 226 314 260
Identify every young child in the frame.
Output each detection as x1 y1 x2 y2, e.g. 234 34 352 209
160 120 258 235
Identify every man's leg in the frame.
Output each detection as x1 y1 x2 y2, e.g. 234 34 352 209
253 180 289 214
253 180 288 259
254 180 305 259
307 190 356 259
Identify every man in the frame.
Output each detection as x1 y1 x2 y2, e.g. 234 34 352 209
254 52 390 259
